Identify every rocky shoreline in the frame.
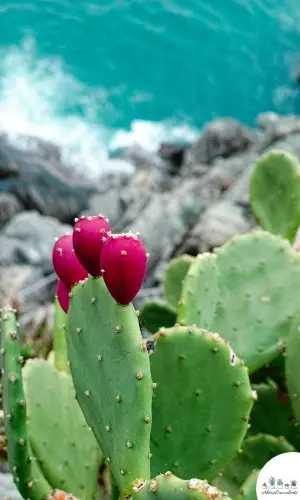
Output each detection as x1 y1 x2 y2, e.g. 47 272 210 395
1 111 300 343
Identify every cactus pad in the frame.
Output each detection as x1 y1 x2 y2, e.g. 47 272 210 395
286 322 300 425
250 380 300 449
211 232 300 372
53 297 69 373
66 276 153 496
236 470 260 500
221 433 295 490
132 473 232 500
140 301 176 334
250 150 300 242
23 358 102 499
164 255 195 309
177 253 218 329
149 326 254 481
1 307 51 499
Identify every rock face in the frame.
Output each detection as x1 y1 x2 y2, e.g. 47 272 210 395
0 133 95 222
0 112 300 315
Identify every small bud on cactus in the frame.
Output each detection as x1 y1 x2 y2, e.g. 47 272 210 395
101 233 147 305
52 235 88 286
72 215 111 276
56 279 70 313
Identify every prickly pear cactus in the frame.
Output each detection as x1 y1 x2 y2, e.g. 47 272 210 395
53 297 69 373
149 326 254 481
132 473 232 500
66 276 153 497
140 301 176 334
164 255 195 309
23 359 103 499
211 232 300 372
236 470 260 500
250 150 300 242
177 253 218 329
250 380 300 449
286 321 300 424
1 307 51 499
217 433 295 496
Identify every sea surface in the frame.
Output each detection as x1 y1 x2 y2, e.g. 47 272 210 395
1 0 300 175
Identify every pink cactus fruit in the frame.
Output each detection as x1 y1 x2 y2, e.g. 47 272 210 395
56 279 70 313
101 232 148 305
72 215 111 276
52 234 88 286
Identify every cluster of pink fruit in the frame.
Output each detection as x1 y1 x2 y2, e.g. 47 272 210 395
52 215 148 313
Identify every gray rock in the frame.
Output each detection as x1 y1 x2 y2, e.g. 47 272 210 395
125 175 220 283
257 112 300 138
0 133 95 222
182 200 254 253
0 265 47 310
115 169 169 232
185 118 254 166
0 194 23 228
0 211 71 271
0 472 22 499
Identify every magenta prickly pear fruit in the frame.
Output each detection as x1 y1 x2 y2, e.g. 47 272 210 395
52 234 88 286
101 232 147 305
56 279 70 313
72 215 111 276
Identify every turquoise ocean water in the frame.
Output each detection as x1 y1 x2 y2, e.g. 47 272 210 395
1 0 300 175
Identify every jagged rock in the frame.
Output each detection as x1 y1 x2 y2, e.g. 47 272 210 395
81 172 132 227
125 175 220 284
0 193 23 228
0 472 22 499
0 211 71 271
182 200 254 253
257 112 300 139
185 118 254 166
0 265 45 310
0 133 94 222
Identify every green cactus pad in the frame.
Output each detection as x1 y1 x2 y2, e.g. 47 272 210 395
66 277 153 496
221 434 295 490
1 307 51 499
250 150 300 242
177 253 218 329
149 326 254 481
211 232 300 372
132 473 232 500
164 255 195 309
250 380 300 449
140 301 176 334
286 322 300 425
236 470 260 500
23 358 102 499
53 297 69 373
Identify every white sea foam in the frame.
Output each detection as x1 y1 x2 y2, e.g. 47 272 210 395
0 37 199 178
